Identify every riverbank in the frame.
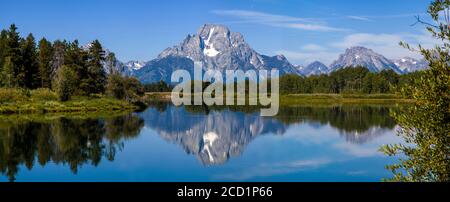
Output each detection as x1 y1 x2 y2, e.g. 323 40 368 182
280 94 414 105
0 97 137 114
144 92 414 106
0 88 138 114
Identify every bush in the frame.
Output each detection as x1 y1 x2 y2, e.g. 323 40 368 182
53 65 77 101
0 88 29 103
106 74 126 99
106 75 144 102
30 88 58 101
123 77 144 102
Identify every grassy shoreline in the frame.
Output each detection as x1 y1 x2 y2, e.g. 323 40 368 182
0 88 139 115
0 97 137 114
0 110 136 122
145 92 414 106
280 94 414 105
1 91 413 115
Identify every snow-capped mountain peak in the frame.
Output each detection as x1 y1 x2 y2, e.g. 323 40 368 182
125 60 146 71
329 46 403 74
299 61 329 76
134 24 300 83
393 57 428 73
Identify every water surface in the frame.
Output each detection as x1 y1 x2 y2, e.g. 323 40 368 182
0 103 403 182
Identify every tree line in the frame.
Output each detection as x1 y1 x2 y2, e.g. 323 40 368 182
144 66 423 96
278 66 423 95
0 24 143 101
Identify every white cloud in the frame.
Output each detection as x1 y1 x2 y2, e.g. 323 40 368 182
332 33 404 48
279 23 347 32
213 158 332 180
212 9 310 23
344 13 425 22
302 44 326 51
346 15 371 21
332 32 440 59
276 49 340 66
212 9 347 32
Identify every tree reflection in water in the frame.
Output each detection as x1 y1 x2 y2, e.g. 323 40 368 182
0 114 144 182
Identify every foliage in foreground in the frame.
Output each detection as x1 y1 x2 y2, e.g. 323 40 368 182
381 0 450 182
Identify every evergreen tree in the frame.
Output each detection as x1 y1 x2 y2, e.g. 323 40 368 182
38 38 53 88
87 40 106 94
5 24 22 87
0 29 7 73
65 40 89 95
21 33 39 88
65 40 86 68
362 73 374 93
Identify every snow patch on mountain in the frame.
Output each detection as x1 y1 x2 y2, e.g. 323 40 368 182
125 60 146 70
393 57 428 73
203 27 220 57
300 61 329 76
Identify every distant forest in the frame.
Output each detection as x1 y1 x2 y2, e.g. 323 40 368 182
145 67 423 96
277 67 422 95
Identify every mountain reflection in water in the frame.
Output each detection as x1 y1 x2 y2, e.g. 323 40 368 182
141 103 397 165
0 103 401 181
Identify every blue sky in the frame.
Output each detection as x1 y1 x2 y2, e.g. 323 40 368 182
0 0 435 65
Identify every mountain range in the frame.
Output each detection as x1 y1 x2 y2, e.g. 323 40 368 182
392 57 429 73
110 24 428 84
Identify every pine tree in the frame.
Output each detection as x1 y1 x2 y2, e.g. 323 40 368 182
38 38 53 88
0 29 7 74
87 40 106 94
5 24 22 87
65 40 89 95
21 33 39 88
65 40 86 67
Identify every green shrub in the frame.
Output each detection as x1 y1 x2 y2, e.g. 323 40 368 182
106 75 144 102
30 88 58 101
0 88 29 103
106 74 126 99
53 65 77 101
